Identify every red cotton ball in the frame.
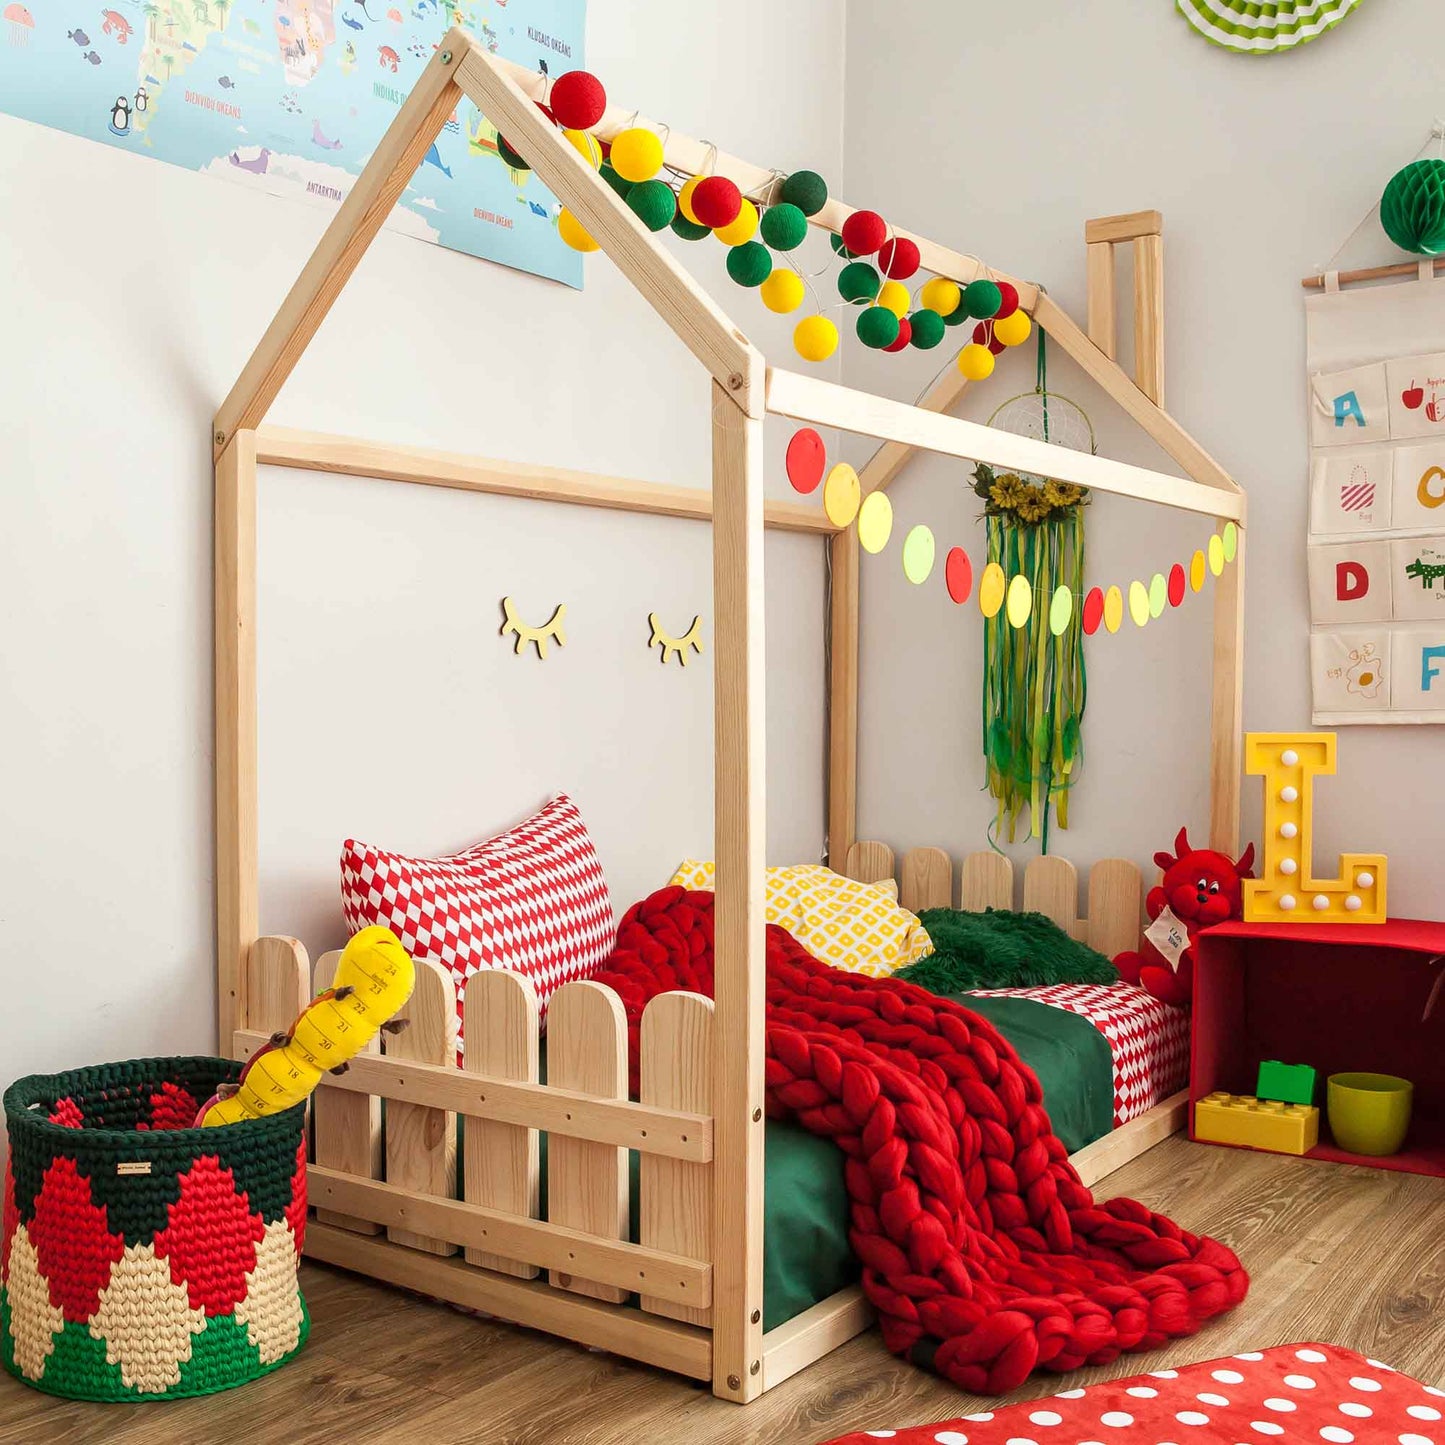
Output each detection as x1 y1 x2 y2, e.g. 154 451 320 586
841 209 887 256
883 315 913 352
994 280 1020 320
973 320 1006 356
549 70 607 131
879 236 920 280
692 175 743 228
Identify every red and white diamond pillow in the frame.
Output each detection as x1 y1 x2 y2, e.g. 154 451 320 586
340 793 615 1051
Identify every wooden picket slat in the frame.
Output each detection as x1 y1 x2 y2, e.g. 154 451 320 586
547 981 629 1302
463 970 541 1278
312 948 382 1234
899 847 952 912
384 958 458 1255
1085 859 1144 961
843 840 895 888
242 936 309 1036
960 852 1013 912
1023 856 1079 933
640 992 714 1326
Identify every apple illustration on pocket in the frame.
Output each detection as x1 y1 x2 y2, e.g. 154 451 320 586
1429 392 1445 423
1403 380 1425 410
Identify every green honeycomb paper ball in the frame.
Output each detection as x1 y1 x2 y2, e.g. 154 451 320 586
626 179 677 232
837 261 882 304
964 279 1003 319
908 308 946 350
671 211 712 241
1381 158 1445 255
726 241 774 287
856 306 900 349
761 202 809 252
779 169 829 217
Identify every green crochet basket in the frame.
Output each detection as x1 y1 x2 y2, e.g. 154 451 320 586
2 1057 309 1401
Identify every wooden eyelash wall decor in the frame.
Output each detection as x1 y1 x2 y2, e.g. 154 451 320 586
648 613 704 667
500 597 568 660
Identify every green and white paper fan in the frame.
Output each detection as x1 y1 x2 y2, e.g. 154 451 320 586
1176 0 1365 54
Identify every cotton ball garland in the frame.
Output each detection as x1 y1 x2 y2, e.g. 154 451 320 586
877 279 910 317
964 278 1003 318
599 161 631 198
726 240 773 287
610 127 663 182
994 280 1020 319
857 306 900 349
837 261 881 303
957 342 995 380
883 315 913 352
760 267 805 313
671 211 711 240
691 176 743 228
760 202 809 251
794 314 839 362
558 209 598 252
973 320 1006 356
779 169 828 217
942 295 971 327
714 198 759 245
563 128 603 168
841 209 887 256
829 233 856 259
920 277 961 316
993 308 1032 347
1381 158 1445 255
909 309 945 349
626 179 676 231
879 236 921 280
496 134 529 171
548 70 607 130
677 175 704 223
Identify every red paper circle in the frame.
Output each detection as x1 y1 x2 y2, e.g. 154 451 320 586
549 70 607 130
1168 562 1187 607
879 236 921 280
692 176 742 228
883 315 913 352
994 280 1020 320
785 428 826 493
841 209 887 256
945 547 972 604
1082 585 1105 635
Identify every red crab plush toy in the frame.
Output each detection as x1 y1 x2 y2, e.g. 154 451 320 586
1114 826 1255 1007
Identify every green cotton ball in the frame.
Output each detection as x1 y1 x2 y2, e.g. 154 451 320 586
761 202 809 252
1381 158 1445 255
837 261 881 304
856 305 900 349
780 169 828 217
964 279 1003 319
726 240 773 287
943 296 971 327
626 179 676 232
599 161 632 198
909 309 946 350
829 232 856 259
671 211 712 241
496 134 529 171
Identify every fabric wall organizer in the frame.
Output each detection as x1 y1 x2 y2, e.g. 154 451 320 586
1305 264 1445 724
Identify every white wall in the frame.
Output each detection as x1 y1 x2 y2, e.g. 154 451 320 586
0 0 845 1093
841 0 1444 916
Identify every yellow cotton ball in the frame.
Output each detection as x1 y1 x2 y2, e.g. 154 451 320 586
677 175 704 224
794 315 839 363
994 309 1032 347
760 267 805 314
563 128 603 169
957 342 995 381
877 279 910 317
920 277 961 316
611 126 663 183
714 197 759 246
558 208 599 253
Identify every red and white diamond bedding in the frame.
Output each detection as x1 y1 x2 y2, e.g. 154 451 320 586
968 982 1191 1127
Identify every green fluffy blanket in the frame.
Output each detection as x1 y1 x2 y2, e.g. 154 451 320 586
897 907 1118 994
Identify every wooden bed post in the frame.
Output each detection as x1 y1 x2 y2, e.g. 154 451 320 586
1209 524 1245 855
710 378 767 1402
214 429 259 1052
826 527 859 868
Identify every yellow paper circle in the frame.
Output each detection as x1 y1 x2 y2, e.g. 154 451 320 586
1049 584 1073 636
1222 521 1239 563
714 198 759 246
760 268 805 314
993 309 1032 347
557 209 598 252
677 175 703 223
979 562 1006 618
857 491 893 554
610 126 663 182
1103 584 1124 634
823 463 861 528
902 525 935 584
1190 549 1207 592
1148 572 1167 618
878 280 911 318
1128 580 1150 627
1208 533 1225 576
793 314 839 362
563 128 603 168
1005 573 1032 628
920 277 961 316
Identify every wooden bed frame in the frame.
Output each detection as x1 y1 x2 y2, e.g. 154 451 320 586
212 30 1243 1403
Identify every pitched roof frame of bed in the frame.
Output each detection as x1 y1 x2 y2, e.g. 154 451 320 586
212 30 1241 1403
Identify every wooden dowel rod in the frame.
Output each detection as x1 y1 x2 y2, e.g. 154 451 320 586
1301 256 1445 290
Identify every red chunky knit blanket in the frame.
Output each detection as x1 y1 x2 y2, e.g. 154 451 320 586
591 888 1248 1393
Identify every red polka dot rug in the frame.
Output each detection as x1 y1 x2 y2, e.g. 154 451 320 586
818 1342 1444 1444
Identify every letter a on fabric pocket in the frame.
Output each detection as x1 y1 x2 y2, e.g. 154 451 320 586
1309 363 1390 447
1308 540 1392 623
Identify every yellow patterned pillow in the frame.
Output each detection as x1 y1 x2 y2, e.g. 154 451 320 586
667 860 932 977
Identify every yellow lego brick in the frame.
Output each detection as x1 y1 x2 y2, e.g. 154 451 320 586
1194 1091 1320 1156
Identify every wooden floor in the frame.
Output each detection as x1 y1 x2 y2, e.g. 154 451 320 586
3 1137 1442 1444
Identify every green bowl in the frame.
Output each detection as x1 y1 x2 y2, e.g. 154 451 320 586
1326 1072 1413 1156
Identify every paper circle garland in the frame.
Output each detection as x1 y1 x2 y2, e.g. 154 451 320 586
902 525 935 583
1082 585 1104 635
563 127 603 168
690 176 742 228
877 280 911 317
785 428 826 493
1223 521 1239 562
610 127 664 182
957 343 995 380
760 268 805 313
1208 533 1225 575
964 278 1003 319
1103 584 1124 633
726 241 773 287
1148 571 1168 618
857 491 893 553
794 315 839 362
920 278 961 317
857 306 900 349
1168 562 1187 607
558 208 598 252
909 309 945 349
1190 548 1207 591
780 169 828 217
1049 584 1073 636
994 280 1020 320
760 202 809 251
677 175 703 223
496 134 529 170
979 562 1006 618
1129 580 1150 627
879 237 921 280
841 209 887 256
549 70 606 130
626 179 676 231
838 261 882 304
823 463 861 527
714 198 759 246
945 547 972 603
1006 573 1032 628
883 316 913 353
993 309 1032 347
672 211 712 241
1380 158 1445 255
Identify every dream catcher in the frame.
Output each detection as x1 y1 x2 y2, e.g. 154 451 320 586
974 332 1093 849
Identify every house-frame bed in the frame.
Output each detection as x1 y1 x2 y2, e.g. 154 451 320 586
211 30 1246 1404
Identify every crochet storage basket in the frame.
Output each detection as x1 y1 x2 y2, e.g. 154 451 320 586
2 1056 309 1401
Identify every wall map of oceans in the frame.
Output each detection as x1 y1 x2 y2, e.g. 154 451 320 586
0 0 586 286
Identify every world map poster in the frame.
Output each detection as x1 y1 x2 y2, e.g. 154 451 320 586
0 0 586 286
